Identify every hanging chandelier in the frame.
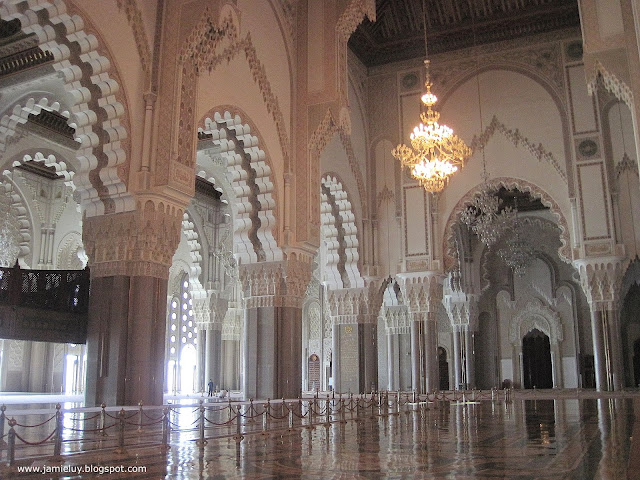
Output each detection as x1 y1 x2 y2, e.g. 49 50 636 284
460 189 515 248
391 2 471 193
497 208 536 276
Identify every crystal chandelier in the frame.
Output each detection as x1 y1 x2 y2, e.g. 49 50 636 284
460 189 515 248
0 211 20 267
497 210 536 276
391 1 471 193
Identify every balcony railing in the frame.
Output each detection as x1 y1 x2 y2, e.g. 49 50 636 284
0 264 90 314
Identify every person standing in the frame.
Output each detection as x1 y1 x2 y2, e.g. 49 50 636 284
207 379 214 397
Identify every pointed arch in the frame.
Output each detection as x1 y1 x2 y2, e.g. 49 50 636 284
443 177 571 271
198 110 281 265
0 0 133 216
320 174 363 290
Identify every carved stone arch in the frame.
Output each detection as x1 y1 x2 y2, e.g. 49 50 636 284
0 171 33 265
443 177 571 271
587 61 634 112
311 110 369 222
335 0 376 108
181 209 206 299
320 173 363 290
0 1 133 217
198 110 281 266
56 231 85 270
510 298 563 346
168 262 190 299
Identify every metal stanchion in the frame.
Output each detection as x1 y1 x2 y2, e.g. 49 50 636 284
325 397 330 425
288 404 294 430
7 418 16 466
115 409 126 454
235 406 244 440
340 398 346 424
197 400 207 446
161 407 170 451
99 403 108 436
248 399 255 424
52 403 63 460
262 399 270 435
137 401 144 432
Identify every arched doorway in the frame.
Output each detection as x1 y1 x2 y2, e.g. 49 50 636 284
438 347 449 390
522 329 553 389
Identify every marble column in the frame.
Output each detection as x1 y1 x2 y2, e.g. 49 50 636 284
83 205 183 406
85 274 169 406
331 324 341 392
205 328 222 390
453 328 462 390
240 259 311 400
410 318 421 391
424 314 439 392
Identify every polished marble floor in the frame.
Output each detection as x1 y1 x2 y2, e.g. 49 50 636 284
2 396 639 479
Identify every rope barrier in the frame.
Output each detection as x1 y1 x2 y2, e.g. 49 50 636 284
13 428 56 446
12 414 57 428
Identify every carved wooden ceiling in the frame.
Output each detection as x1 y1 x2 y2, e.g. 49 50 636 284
348 0 580 67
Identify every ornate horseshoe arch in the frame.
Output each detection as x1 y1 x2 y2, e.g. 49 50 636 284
442 177 571 271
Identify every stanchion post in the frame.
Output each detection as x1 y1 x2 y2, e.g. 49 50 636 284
7 418 16 466
235 406 243 440
99 403 108 436
115 409 126 454
137 401 144 432
196 400 207 446
340 398 346 424
262 400 269 434
288 404 294 430
325 396 330 425
52 403 63 459
161 407 170 450
249 399 255 424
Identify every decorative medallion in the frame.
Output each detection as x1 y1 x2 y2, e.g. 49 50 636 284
577 138 599 159
401 72 419 91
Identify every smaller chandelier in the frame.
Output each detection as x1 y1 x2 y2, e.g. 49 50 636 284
393 61 471 193
460 187 515 248
497 218 536 276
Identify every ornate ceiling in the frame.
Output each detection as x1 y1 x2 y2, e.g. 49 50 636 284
348 0 580 67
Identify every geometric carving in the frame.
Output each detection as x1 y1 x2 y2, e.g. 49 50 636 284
444 177 572 271
200 111 281 265
0 2 133 217
320 175 363 290
509 298 563 346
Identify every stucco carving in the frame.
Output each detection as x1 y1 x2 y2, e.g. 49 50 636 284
0 1 133 217
509 298 563 346
443 178 572 271
470 115 567 184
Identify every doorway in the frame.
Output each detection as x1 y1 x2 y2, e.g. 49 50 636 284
438 347 449 390
522 329 553 389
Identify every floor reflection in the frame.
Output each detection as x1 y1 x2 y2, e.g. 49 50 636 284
6 397 638 479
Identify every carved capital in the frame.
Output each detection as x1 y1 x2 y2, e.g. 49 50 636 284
239 257 313 309
443 292 479 330
574 256 624 309
396 271 444 314
83 201 184 279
